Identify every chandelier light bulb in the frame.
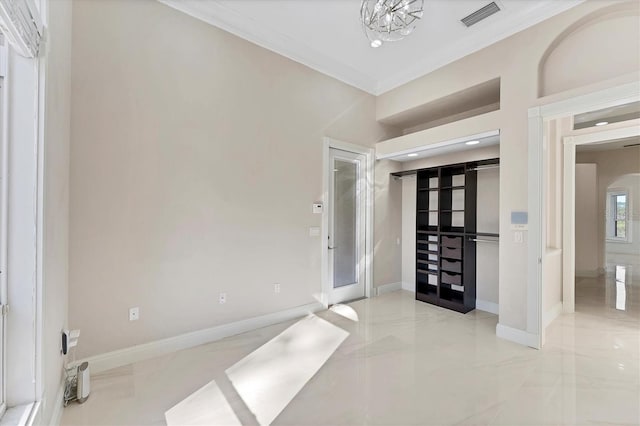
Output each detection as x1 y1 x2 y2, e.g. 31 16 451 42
361 0 425 46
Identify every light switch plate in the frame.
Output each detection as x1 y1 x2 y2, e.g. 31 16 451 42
309 227 320 237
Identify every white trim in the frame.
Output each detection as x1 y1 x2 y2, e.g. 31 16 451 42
543 302 563 329
46 382 64 426
157 0 377 94
401 281 415 292
527 106 544 350
69 302 324 374
529 81 640 346
375 282 402 296
321 138 374 306
158 0 582 96
496 323 539 348
476 300 499 315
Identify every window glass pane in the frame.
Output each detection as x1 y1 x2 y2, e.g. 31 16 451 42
616 195 626 220
616 220 626 238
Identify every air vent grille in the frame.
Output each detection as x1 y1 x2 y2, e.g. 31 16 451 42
461 2 501 27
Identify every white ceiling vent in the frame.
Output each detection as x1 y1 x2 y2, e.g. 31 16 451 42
461 2 501 27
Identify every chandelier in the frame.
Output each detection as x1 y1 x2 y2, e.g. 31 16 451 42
360 0 425 48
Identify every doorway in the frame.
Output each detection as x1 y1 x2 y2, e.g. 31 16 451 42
322 139 373 306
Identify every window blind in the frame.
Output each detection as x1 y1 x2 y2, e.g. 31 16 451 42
0 0 42 58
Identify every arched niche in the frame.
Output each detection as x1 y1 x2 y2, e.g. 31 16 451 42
539 2 640 98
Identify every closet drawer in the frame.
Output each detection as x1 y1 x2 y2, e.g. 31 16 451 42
441 259 462 274
441 235 462 248
441 246 462 260
441 272 461 286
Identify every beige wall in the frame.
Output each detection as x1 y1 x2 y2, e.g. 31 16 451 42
575 164 599 276
577 146 640 271
377 0 640 332
374 159 403 288
69 0 398 358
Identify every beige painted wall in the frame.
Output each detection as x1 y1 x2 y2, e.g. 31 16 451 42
577 146 640 271
575 164 599 276
69 0 399 358
377 0 640 332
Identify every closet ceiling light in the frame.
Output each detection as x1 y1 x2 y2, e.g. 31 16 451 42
407 153 418 157
465 140 480 145
595 121 609 126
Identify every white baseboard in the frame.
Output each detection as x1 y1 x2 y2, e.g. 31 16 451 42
476 299 499 315
376 282 402 296
496 323 539 349
576 269 599 277
71 302 324 374
48 381 65 426
401 281 415 292
543 302 563 328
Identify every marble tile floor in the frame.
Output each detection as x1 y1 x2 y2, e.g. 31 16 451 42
62 284 639 426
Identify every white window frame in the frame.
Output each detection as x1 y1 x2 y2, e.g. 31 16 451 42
606 188 631 243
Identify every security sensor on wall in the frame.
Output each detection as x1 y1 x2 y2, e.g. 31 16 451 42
62 329 80 355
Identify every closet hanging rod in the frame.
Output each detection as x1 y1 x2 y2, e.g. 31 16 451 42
469 238 499 243
468 165 500 171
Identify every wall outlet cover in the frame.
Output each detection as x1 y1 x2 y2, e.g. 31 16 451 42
129 307 139 321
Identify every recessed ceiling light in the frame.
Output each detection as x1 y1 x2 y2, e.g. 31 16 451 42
465 140 480 145
595 121 609 126
407 153 418 157
370 39 382 48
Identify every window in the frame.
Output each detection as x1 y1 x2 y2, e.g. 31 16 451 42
607 190 630 242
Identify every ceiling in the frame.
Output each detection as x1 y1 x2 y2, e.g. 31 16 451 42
159 0 584 95
574 101 640 130
388 133 500 162
576 136 640 152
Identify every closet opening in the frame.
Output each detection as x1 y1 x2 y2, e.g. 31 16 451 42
389 132 500 315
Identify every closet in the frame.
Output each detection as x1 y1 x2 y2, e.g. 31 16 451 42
394 158 499 313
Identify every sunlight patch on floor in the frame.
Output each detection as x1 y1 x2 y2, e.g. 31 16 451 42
165 380 241 426
226 314 348 425
330 303 359 321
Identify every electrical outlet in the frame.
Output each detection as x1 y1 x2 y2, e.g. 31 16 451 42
219 293 227 304
514 231 524 244
274 283 281 294
129 307 139 321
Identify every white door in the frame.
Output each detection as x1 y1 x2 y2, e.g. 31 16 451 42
327 148 366 304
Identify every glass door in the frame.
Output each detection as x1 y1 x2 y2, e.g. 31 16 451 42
328 148 366 304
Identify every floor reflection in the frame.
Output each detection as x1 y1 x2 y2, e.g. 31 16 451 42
615 265 626 311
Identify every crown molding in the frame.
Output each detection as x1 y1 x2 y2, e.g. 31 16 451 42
159 0 584 97
158 0 379 95
375 0 584 94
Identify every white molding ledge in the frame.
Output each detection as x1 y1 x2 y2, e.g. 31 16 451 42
376 282 402 296
543 302 564 329
476 300 499 315
70 302 324 374
496 323 539 349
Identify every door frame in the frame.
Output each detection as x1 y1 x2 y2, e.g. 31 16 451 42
321 138 374 307
527 80 640 348
562 121 640 313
